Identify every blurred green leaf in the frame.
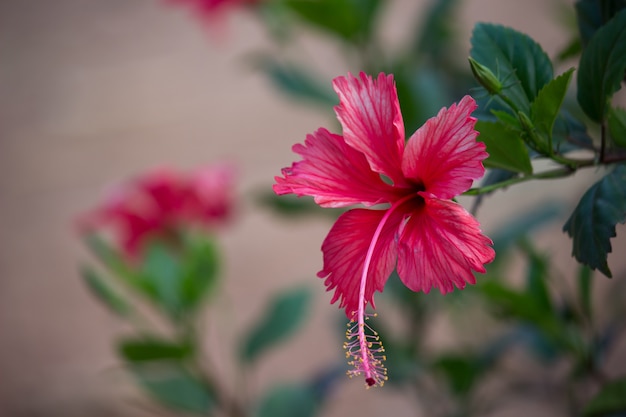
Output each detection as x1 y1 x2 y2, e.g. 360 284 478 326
608 106 626 148
180 236 220 311
284 0 381 43
131 365 215 414
470 23 553 113
563 165 626 277
255 384 318 417
577 9 626 122
394 67 452 133
240 286 312 364
434 355 481 395
119 337 192 362
552 109 594 153
255 57 337 106
576 0 626 47
258 193 341 218
556 37 582 62
531 68 575 146
519 240 553 314
84 234 142 290
578 265 593 320
583 377 626 416
81 265 132 317
475 120 533 174
141 243 183 317
412 0 459 62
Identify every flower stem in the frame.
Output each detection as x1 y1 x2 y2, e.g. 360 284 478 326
463 167 575 196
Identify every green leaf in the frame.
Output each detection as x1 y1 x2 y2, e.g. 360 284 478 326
118 337 192 362
412 0 460 62
81 266 132 317
434 355 481 395
255 384 318 417
284 0 381 43
583 377 626 416
531 68 575 144
256 57 337 106
83 234 142 290
131 365 215 414
240 286 312 364
141 243 183 317
563 165 626 277
608 106 626 148
470 23 553 112
577 9 626 122
575 0 626 47
519 240 553 314
180 236 220 311
578 265 593 320
475 120 533 174
258 192 341 218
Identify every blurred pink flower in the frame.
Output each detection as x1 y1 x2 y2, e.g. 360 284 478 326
274 72 495 386
79 163 235 257
167 0 260 21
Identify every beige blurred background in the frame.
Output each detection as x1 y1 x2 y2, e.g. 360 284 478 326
1 0 624 416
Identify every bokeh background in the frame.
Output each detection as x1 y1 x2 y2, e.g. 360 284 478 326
1 0 624 416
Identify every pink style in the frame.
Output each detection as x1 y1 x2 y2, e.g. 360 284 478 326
274 72 495 387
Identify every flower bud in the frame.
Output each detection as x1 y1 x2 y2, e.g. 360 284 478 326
468 57 502 95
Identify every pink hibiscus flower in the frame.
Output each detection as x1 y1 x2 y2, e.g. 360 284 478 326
274 72 495 387
78 163 235 257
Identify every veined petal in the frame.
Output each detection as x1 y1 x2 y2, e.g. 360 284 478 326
397 195 494 294
274 128 397 208
402 95 487 199
333 72 406 186
318 208 403 317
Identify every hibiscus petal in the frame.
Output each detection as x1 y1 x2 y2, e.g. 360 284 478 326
273 128 397 208
397 195 494 294
333 72 407 186
318 208 404 318
402 95 488 199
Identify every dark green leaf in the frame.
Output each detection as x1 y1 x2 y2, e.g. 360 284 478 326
255 384 318 417
577 9 626 122
81 266 132 317
531 69 575 144
583 377 626 416
576 0 626 46
284 0 381 43
608 106 626 148
575 0 604 47
240 286 312 364
131 365 215 414
470 23 553 112
475 120 533 174
119 337 192 362
563 165 626 277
